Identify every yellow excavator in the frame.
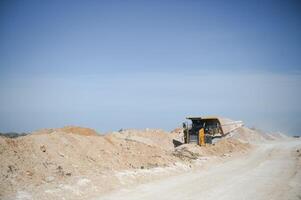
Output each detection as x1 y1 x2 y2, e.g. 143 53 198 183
183 116 243 146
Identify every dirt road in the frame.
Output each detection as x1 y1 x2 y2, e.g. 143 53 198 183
97 140 301 200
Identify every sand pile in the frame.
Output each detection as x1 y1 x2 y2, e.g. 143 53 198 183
32 126 99 136
0 124 279 200
0 128 179 199
231 127 289 144
174 138 251 161
106 129 175 151
230 127 268 143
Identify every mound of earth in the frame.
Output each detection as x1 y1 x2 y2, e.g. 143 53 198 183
106 128 175 150
174 138 251 161
0 123 281 200
231 127 289 144
32 126 99 136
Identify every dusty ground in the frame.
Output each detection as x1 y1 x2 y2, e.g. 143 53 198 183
0 123 298 200
97 140 301 200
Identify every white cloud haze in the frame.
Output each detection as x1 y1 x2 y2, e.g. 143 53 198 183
0 70 300 135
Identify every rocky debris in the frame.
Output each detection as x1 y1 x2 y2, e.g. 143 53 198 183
40 145 46 152
173 146 200 161
45 176 55 183
25 171 33 176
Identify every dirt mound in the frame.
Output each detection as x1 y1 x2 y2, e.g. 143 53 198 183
0 124 266 200
231 127 270 143
59 126 99 136
0 128 180 199
32 126 99 136
174 138 251 160
106 129 175 150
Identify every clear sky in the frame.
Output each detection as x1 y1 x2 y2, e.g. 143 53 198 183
0 0 301 135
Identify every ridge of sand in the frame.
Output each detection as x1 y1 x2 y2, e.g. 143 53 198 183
0 123 289 200
31 126 99 136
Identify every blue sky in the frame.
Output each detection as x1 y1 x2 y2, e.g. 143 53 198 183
0 0 301 135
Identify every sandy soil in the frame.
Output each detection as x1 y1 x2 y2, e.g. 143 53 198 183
0 122 297 200
96 140 301 200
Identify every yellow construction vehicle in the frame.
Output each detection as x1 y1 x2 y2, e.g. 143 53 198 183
183 116 243 146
